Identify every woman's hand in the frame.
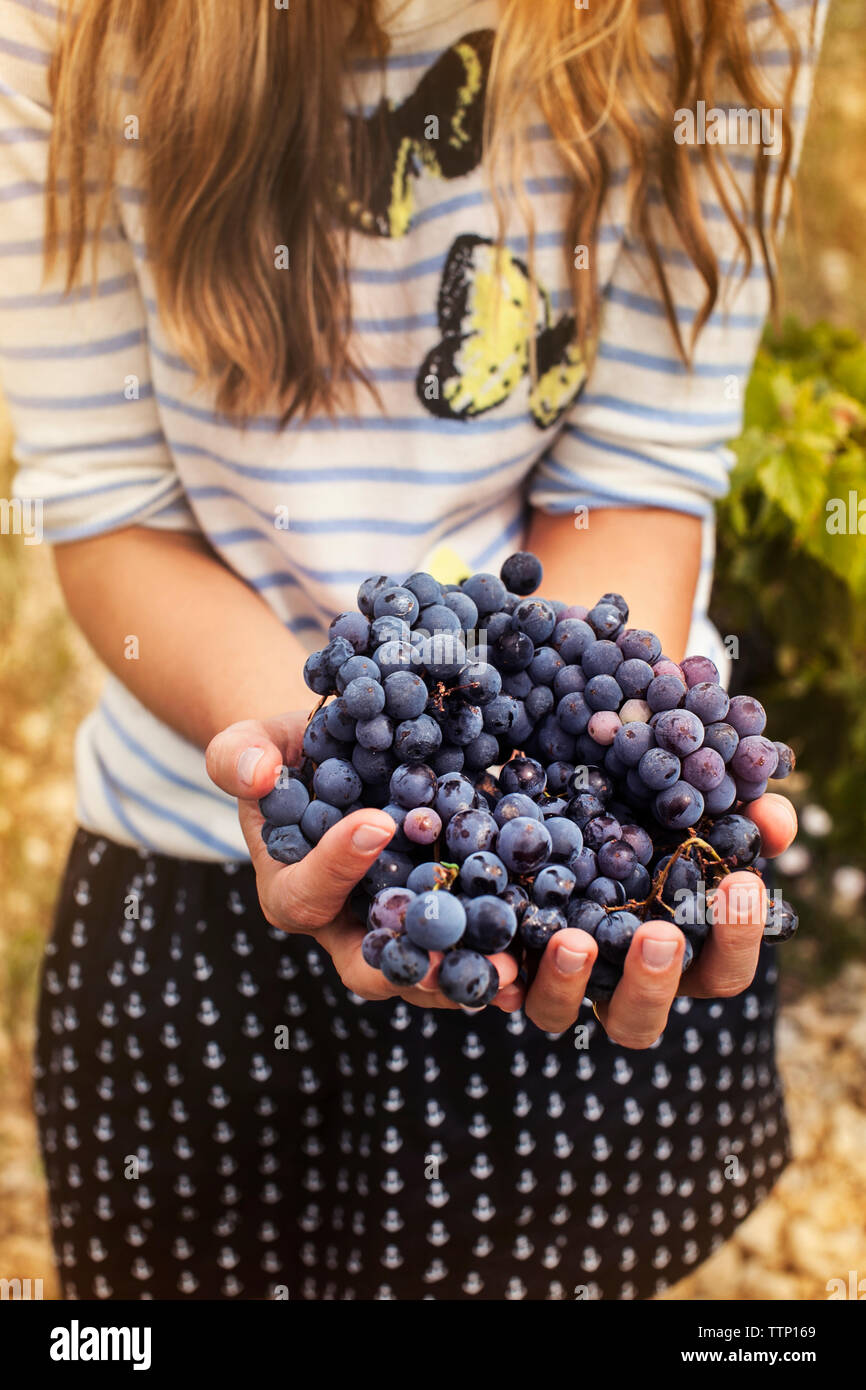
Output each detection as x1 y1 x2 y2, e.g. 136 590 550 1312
522 793 798 1045
206 713 520 1012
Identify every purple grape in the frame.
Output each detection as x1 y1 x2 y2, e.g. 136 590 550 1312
617 658 654 699
336 654 381 692
367 886 416 933
463 896 518 953
389 762 437 809
380 935 430 986
500 551 542 595
568 845 599 890
613 721 654 768
404 890 466 950
300 799 343 844
597 909 641 964
587 602 623 639
512 598 557 644
727 695 767 736
361 926 397 969
438 949 499 1005
647 674 687 712
529 646 565 686
684 681 730 724
585 876 627 907
342 677 386 721
701 721 739 763
730 734 779 782
461 572 508 616
444 808 499 862
520 904 567 949
582 641 624 678
618 823 654 865
680 655 720 688
705 813 762 867
545 816 584 859
551 618 597 662
407 861 455 893
565 791 606 827
356 713 395 752
653 709 704 757
763 896 798 944
583 813 622 850
403 806 442 844
654 781 704 829
460 851 508 898
259 772 310 827
361 849 414 895
497 816 553 873
494 792 542 826
532 864 577 909
584 674 624 712
383 670 428 720
703 773 737 814
404 571 442 609
681 746 726 791
500 756 546 799
553 664 586 699
434 772 478 821
566 899 606 936
313 758 363 809
267 824 312 865
617 629 662 664
772 742 796 779
597 838 637 881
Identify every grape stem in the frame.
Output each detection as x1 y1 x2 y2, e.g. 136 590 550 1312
612 830 730 916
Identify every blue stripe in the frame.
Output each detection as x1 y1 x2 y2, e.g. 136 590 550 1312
596 342 750 379
0 35 49 66
37 476 160 505
560 427 730 492
92 748 153 849
0 127 48 144
3 382 155 410
41 502 178 543
0 327 146 361
604 283 765 330
157 386 542 437
580 392 741 428
0 271 136 310
15 429 166 459
93 746 243 858
6 0 60 19
0 225 126 258
537 476 714 519
101 702 228 807
173 435 541 488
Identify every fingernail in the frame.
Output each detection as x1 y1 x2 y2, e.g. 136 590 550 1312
237 747 264 786
351 824 394 853
642 937 679 969
555 946 589 975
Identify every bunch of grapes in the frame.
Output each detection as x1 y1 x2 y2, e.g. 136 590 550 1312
259 552 799 1006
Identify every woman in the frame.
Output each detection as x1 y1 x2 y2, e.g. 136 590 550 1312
0 0 823 1300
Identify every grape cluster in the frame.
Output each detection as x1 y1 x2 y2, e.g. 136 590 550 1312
260 552 799 1006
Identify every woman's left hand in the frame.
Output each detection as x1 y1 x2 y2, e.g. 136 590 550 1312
516 793 797 1045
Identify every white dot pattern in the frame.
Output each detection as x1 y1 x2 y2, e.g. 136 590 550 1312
35 830 791 1300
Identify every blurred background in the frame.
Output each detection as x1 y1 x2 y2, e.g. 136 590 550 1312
2 0 865 1301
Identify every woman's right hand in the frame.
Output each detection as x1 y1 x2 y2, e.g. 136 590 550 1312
206 713 522 1012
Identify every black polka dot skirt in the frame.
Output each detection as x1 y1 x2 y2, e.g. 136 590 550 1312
34 828 791 1301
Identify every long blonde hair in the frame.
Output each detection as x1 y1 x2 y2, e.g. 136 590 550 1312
46 0 812 423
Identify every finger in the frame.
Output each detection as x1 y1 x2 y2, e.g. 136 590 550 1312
320 923 458 1008
595 921 684 1049
205 713 309 800
275 808 397 929
523 928 598 1034
744 793 798 858
680 869 766 999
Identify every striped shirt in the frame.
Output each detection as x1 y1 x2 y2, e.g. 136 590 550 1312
0 0 826 861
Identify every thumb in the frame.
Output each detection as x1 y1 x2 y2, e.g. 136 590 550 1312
206 714 307 801
284 807 397 928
